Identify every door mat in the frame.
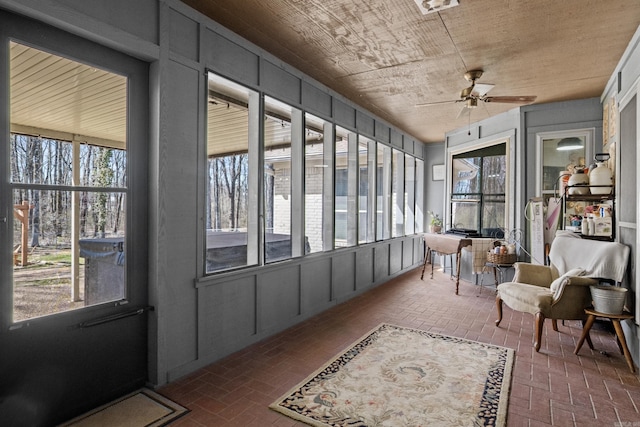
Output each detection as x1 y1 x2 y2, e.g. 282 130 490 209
270 323 514 426
60 388 188 426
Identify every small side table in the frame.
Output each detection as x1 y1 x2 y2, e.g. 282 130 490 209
574 308 635 373
478 261 515 294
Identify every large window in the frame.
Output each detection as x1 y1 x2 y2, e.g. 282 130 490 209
376 144 391 240
392 149 405 237
304 114 329 254
358 136 376 244
264 96 299 263
206 73 257 273
335 126 357 248
415 159 425 233
450 144 506 234
9 42 128 321
404 154 416 235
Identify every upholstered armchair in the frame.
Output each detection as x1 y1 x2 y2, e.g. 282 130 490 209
495 233 630 352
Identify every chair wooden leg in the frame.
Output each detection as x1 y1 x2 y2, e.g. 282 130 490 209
495 296 503 326
534 312 545 352
551 319 559 332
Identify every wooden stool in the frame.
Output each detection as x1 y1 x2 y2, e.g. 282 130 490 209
574 308 635 373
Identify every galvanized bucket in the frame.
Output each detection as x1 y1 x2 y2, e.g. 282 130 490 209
590 285 627 315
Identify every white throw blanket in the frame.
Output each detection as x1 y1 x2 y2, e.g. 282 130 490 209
550 234 630 282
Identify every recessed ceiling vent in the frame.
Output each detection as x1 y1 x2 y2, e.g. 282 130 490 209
414 0 460 15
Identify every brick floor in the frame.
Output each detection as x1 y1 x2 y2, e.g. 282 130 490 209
159 267 640 426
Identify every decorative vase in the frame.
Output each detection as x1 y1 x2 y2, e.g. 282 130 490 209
589 161 613 195
430 225 442 234
568 169 590 195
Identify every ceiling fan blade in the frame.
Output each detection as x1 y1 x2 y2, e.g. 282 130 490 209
483 95 537 104
456 105 471 119
415 99 458 107
471 83 494 97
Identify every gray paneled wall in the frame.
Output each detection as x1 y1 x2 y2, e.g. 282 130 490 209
158 1 426 384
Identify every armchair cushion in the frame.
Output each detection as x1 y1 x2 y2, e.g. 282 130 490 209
497 282 553 315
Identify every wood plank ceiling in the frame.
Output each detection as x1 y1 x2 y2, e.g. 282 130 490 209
10 42 127 148
183 0 640 143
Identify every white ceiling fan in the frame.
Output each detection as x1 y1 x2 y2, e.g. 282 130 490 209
416 70 537 117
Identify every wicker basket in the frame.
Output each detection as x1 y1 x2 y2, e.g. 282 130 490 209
486 252 517 265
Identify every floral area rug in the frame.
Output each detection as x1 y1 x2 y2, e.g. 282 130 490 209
270 323 514 426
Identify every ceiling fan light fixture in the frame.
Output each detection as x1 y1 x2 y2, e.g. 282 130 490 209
415 0 459 15
465 98 477 108
556 137 583 151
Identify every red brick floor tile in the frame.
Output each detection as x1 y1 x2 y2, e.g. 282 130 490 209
505 412 532 427
550 404 575 427
154 268 640 426
529 418 553 427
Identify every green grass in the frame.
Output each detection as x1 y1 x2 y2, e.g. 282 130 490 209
38 252 72 264
30 278 71 286
17 248 84 268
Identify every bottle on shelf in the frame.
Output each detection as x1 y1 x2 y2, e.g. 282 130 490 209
568 168 590 195
587 214 596 236
589 153 613 195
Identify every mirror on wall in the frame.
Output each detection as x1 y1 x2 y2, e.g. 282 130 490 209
536 129 594 199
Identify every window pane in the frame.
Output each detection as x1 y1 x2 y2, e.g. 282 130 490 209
415 159 424 233
206 73 254 272
335 126 355 248
376 144 391 240
80 144 127 188
482 198 506 236
392 149 404 237
13 189 126 322
482 155 506 194
264 96 295 263
358 136 375 244
10 42 128 321
452 157 481 194
304 114 326 254
481 155 506 236
451 200 479 230
404 154 415 235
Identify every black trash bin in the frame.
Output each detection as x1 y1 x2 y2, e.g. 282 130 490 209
79 238 125 306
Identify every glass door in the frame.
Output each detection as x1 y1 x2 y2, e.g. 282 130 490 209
0 12 149 425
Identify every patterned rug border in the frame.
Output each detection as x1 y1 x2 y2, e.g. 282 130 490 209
270 323 515 427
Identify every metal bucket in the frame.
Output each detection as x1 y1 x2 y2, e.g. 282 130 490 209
590 285 627 314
